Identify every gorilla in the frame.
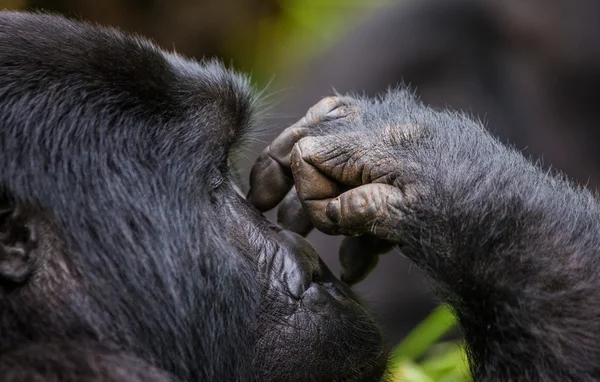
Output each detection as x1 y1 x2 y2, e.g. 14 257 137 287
248 93 600 382
2 9 598 382
0 12 387 382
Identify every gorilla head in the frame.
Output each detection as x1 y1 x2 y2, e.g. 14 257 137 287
0 12 387 382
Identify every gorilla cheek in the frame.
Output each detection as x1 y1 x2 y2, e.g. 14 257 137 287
218 191 388 380
253 231 388 381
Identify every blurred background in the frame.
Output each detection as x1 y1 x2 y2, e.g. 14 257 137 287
2 0 600 352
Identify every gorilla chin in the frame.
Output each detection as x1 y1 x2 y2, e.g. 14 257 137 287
223 188 390 381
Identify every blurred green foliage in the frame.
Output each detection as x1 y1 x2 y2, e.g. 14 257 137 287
389 305 471 382
0 0 25 8
250 0 395 85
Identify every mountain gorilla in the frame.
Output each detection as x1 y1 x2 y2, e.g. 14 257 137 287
0 12 387 382
2 10 598 382
249 92 600 381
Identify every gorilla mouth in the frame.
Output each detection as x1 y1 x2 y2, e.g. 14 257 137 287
237 207 389 381
256 233 390 382
222 182 388 380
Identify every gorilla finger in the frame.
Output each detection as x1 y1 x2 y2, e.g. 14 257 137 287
304 95 356 126
306 183 404 240
302 199 339 236
247 121 309 211
247 153 295 212
264 120 311 164
292 136 365 187
248 96 359 212
339 235 396 286
327 184 403 238
277 187 313 237
291 141 343 202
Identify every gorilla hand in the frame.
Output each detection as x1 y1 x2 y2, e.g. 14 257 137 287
251 89 600 381
248 93 428 284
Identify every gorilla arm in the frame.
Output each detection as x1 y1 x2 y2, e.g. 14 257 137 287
248 91 600 381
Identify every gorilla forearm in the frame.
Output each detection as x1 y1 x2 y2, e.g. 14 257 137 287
374 93 600 380
250 89 600 380
390 92 600 290
393 100 600 379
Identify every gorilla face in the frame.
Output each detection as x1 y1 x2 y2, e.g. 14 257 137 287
222 186 388 381
0 12 387 382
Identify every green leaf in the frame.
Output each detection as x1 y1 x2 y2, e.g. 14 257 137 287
420 342 471 381
391 361 435 382
390 305 458 363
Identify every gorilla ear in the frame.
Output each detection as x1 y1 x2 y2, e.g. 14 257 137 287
0 194 37 284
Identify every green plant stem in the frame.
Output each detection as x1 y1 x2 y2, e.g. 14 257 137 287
390 305 458 363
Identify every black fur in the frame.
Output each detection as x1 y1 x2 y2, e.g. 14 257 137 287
0 342 176 382
0 12 387 382
387 91 600 381
268 0 600 350
307 89 600 381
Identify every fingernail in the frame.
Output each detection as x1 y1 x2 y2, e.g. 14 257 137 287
326 198 341 224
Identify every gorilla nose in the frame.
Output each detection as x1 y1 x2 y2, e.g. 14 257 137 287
225 189 354 301
270 230 355 301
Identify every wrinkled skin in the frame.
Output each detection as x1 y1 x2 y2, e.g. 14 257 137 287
222 191 388 381
249 92 600 381
248 97 399 284
0 12 387 382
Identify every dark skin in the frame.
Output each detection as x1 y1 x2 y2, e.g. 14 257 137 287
248 97 398 284
248 92 600 381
